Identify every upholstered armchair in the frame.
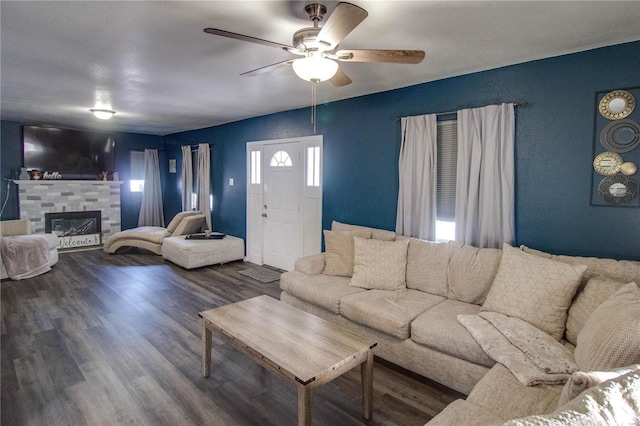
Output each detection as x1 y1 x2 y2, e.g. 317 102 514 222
0 219 59 280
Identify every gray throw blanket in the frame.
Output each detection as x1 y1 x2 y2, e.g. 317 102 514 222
1 236 50 280
458 312 577 386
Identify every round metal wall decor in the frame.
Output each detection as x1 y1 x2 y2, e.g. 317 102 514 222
620 161 638 176
600 119 640 153
593 151 623 175
598 90 635 120
598 173 638 205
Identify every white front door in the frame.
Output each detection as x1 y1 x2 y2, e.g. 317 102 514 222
262 143 302 271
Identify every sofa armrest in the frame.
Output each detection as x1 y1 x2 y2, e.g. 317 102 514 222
0 219 30 237
294 253 326 275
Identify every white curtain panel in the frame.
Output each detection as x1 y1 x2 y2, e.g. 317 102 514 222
455 103 515 248
395 114 438 240
196 143 212 230
181 145 193 211
138 149 165 227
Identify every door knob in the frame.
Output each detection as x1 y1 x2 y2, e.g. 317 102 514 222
262 213 267 218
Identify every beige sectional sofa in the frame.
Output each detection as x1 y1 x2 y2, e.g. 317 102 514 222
279 221 640 423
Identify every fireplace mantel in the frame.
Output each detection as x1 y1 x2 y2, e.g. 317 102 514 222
14 180 123 185
16 180 122 240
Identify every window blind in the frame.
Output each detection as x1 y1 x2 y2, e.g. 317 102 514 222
130 151 145 181
436 120 458 222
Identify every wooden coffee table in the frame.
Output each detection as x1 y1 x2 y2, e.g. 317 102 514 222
200 295 378 426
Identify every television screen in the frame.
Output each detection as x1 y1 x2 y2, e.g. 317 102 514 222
23 125 116 174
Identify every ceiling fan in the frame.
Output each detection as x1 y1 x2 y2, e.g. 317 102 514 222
203 2 425 87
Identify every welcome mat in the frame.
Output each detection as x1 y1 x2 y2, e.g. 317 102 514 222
238 266 283 283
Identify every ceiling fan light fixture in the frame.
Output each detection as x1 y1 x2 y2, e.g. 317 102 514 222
292 56 338 82
90 109 116 120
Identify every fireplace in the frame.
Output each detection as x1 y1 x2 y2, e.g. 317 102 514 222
16 180 122 241
45 211 102 249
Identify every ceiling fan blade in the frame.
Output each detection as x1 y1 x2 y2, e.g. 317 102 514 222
204 28 294 50
335 49 425 64
240 59 295 77
317 2 368 49
330 67 352 87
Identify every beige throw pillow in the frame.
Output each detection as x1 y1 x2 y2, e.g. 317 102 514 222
331 221 396 241
565 275 628 345
323 229 371 277
482 244 587 340
349 237 409 290
557 364 640 407
505 370 640 425
574 282 640 371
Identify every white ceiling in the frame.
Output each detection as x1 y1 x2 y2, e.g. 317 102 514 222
1 1 639 136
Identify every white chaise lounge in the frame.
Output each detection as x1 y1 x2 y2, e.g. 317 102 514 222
103 211 206 255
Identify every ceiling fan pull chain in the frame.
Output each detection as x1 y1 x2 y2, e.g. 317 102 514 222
311 80 317 134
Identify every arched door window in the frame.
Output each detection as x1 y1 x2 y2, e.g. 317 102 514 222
269 150 292 167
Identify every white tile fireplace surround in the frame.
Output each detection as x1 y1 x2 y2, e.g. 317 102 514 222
15 180 122 241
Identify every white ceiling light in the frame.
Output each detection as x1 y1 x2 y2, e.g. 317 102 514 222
292 54 338 82
90 109 116 120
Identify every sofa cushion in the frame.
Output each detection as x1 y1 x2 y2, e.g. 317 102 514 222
331 220 396 241
520 245 640 285
565 275 628 345
504 369 640 425
447 241 502 304
426 399 504 425
405 238 450 297
411 299 494 367
467 364 563 421
350 237 409 291
322 229 371 277
557 364 640 407
279 271 366 314
340 289 445 339
482 244 587 340
574 282 640 371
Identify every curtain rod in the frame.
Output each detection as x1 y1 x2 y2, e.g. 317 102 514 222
395 101 529 121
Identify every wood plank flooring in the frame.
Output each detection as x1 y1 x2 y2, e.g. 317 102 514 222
1 249 463 425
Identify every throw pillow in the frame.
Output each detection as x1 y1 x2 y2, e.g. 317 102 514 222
349 237 409 290
557 364 640 407
565 275 628 345
331 221 396 241
574 282 640 371
504 370 640 425
482 244 587 340
322 229 371 277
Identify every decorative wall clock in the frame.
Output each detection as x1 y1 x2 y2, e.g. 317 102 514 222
593 151 623 175
598 90 636 120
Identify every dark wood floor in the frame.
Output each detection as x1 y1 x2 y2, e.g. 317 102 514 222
1 248 463 425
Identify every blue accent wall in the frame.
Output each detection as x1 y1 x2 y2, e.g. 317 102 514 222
165 41 640 261
2 42 638 260
0 121 164 230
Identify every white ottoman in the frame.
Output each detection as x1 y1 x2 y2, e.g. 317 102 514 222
161 234 244 269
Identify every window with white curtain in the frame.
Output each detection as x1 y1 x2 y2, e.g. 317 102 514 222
436 120 458 242
130 151 145 192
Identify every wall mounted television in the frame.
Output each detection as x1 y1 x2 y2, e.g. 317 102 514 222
23 125 116 177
